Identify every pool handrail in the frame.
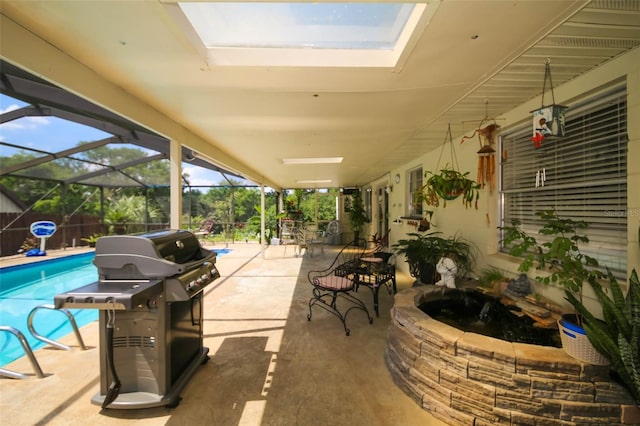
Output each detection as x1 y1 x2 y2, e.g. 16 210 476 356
27 304 88 351
0 325 45 379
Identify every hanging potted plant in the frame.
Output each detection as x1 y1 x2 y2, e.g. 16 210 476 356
421 167 480 209
421 124 481 209
500 209 609 364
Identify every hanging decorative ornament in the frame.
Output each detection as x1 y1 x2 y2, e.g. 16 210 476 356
531 59 567 148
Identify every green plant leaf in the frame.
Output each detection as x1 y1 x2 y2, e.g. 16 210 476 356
618 334 640 402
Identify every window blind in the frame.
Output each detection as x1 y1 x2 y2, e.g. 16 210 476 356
500 82 628 275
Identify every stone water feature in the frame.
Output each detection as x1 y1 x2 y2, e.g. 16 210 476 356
385 286 640 425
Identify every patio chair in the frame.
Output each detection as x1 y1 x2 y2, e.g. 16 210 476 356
307 240 373 335
334 239 396 317
297 225 324 257
194 219 214 242
280 219 298 256
324 220 342 245
294 227 307 257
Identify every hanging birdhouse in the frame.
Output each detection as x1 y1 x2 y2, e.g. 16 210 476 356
531 60 567 148
532 105 567 140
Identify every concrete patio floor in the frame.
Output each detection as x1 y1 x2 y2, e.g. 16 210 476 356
0 242 446 426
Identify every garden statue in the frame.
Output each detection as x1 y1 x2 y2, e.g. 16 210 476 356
505 273 531 298
435 256 457 289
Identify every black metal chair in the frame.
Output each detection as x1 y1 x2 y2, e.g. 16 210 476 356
352 250 397 317
333 240 397 317
307 240 373 335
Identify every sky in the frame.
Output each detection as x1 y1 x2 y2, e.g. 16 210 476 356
0 94 235 188
181 2 413 49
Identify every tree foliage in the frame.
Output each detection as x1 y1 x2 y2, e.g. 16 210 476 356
2 144 340 237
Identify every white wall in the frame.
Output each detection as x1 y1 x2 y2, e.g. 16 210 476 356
383 46 640 313
0 193 23 213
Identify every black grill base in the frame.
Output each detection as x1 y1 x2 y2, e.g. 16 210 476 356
91 347 209 409
94 293 207 409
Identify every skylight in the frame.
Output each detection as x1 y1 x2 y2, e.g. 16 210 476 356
174 2 431 67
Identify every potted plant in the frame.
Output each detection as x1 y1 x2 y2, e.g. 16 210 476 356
478 266 509 295
565 268 640 404
500 209 607 363
285 189 305 220
348 189 367 245
393 232 441 284
81 233 103 247
393 231 476 285
420 167 480 209
105 209 132 235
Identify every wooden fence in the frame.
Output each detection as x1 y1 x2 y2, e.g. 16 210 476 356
0 214 168 258
0 213 105 257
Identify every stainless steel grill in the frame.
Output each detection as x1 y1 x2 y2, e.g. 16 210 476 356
55 229 220 409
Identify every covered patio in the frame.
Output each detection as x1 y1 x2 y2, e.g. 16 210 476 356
0 242 446 426
1 2 640 425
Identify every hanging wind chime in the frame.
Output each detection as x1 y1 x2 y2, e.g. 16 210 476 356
531 59 568 148
460 101 499 193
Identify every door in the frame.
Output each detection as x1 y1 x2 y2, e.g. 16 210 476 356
375 185 389 240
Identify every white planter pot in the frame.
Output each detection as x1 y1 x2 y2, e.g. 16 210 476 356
558 314 609 365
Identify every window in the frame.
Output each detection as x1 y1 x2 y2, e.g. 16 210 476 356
408 166 423 217
500 82 628 275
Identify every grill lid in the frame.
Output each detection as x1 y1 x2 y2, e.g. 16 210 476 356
94 230 217 279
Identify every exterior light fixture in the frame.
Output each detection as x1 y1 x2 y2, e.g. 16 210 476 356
282 157 343 165
296 179 332 184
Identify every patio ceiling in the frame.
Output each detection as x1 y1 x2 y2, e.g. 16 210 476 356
1 0 639 190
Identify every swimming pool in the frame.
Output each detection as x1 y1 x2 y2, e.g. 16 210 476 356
0 252 98 367
0 248 230 367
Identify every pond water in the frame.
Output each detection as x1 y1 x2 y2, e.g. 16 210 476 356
418 288 562 347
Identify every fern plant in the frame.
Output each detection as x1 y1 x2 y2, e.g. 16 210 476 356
420 168 480 209
565 269 640 404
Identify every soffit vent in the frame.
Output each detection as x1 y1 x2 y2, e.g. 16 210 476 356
541 37 640 49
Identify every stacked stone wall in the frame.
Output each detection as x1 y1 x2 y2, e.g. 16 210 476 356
385 287 640 425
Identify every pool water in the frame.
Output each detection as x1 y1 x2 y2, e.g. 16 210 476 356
0 248 230 367
0 253 98 367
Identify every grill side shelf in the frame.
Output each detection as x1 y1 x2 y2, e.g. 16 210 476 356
54 280 163 311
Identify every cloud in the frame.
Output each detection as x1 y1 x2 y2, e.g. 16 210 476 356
0 103 50 130
183 165 225 188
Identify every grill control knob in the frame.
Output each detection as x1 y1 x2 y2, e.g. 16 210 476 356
201 274 209 281
188 280 197 291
